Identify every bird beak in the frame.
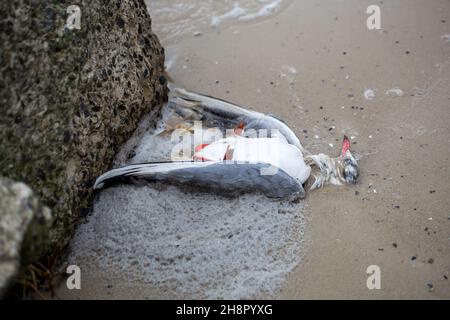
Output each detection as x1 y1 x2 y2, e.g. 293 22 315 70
341 135 351 157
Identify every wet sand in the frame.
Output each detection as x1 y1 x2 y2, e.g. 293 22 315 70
56 0 449 299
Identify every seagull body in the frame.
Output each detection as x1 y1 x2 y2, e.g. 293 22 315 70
94 87 359 200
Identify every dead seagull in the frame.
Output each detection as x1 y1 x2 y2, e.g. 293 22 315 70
93 87 359 200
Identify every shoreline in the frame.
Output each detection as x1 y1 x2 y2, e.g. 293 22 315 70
56 0 449 299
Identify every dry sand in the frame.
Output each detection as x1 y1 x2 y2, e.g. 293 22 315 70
56 0 449 299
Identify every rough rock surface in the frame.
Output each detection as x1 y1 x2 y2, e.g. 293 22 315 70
0 177 52 296
0 0 167 273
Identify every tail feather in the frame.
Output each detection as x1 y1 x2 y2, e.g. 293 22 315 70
94 161 214 190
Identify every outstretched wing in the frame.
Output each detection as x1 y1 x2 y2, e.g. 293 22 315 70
94 161 305 200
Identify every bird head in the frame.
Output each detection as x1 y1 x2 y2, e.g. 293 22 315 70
305 135 360 190
340 135 359 184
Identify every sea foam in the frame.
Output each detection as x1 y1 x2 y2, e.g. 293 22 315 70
68 185 307 299
145 0 291 44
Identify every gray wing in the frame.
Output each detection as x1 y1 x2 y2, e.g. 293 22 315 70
94 161 305 200
170 88 306 152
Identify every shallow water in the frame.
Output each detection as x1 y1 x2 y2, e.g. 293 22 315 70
145 0 292 45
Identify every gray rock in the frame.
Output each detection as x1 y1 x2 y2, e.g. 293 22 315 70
0 0 167 276
0 177 52 296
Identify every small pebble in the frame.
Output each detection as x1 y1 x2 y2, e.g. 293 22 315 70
411 256 417 261
392 243 398 248
428 258 434 264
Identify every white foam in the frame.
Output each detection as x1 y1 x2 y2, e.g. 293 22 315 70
385 88 404 97
145 0 289 44
282 65 298 75
164 53 177 71
239 0 284 21
363 89 375 100
211 3 246 27
68 186 306 299
440 34 450 42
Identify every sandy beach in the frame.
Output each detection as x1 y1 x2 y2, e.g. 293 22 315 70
56 0 449 299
